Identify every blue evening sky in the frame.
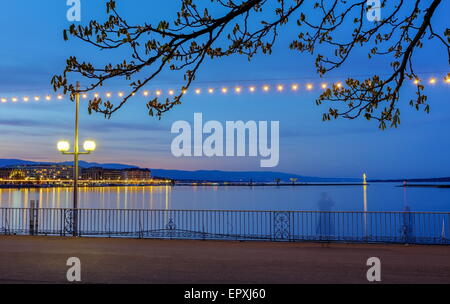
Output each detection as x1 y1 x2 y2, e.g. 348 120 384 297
0 0 449 179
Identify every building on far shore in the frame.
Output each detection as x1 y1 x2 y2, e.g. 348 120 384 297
102 169 123 181
0 168 13 179
81 167 151 181
121 168 151 180
81 167 104 180
0 165 152 183
0 165 77 180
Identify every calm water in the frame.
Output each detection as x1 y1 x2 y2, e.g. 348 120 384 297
0 183 449 212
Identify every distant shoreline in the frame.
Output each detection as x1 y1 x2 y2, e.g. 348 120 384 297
0 182 369 189
395 184 450 188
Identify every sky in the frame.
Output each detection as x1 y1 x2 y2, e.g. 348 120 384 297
0 0 449 179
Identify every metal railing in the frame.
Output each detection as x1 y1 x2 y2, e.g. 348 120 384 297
0 208 449 244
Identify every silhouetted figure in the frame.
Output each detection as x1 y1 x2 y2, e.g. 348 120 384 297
316 192 335 240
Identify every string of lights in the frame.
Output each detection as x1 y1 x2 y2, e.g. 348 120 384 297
0 75 449 104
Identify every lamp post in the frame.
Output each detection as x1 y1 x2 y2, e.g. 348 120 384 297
57 82 96 236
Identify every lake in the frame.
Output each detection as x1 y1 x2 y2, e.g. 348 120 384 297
1 183 449 212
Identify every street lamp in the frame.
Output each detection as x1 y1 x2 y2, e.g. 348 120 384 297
57 139 96 236
56 82 96 236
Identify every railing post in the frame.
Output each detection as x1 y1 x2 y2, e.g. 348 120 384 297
29 200 39 236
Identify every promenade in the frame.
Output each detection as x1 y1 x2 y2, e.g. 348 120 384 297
0 236 449 284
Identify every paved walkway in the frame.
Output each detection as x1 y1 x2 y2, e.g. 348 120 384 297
0 236 449 283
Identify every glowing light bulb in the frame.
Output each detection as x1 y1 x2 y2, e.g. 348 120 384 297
156 90 161 96
106 92 112 98
195 89 201 94
23 97 29 102
249 86 256 92
57 141 70 153
413 79 420 85
12 97 17 102
263 85 269 92
306 84 313 90
321 83 328 89
143 91 149 96
57 95 63 100
1 98 7 103
277 85 283 92
445 77 450 84
208 88 214 94
83 140 96 152
34 96 40 101
429 77 436 84
94 93 99 98
335 82 343 89
82 94 88 99
45 95 51 101
235 87 242 93
182 89 187 94
118 92 124 97
168 90 174 95
221 87 228 93
291 84 299 91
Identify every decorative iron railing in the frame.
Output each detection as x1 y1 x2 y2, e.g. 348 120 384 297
0 208 448 244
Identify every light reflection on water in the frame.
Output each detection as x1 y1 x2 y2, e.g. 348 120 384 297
0 183 449 212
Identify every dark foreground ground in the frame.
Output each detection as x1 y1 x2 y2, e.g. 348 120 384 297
0 236 449 284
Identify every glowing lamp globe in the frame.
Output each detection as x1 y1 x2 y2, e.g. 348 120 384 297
57 141 70 152
83 140 96 152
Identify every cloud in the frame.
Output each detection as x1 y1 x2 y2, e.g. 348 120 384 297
0 118 65 128
84 120 169 132
0 117 169 133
